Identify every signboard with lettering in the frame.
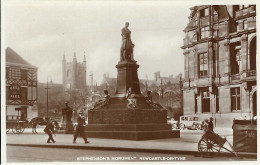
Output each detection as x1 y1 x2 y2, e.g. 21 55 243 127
15 107 21 111
9 84 21 100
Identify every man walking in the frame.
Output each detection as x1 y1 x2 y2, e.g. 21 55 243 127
32 121 38 134
208 117 214 132
73 111 89 144
44 119 56 143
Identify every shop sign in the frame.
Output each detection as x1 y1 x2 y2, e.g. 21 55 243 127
9 84 21 100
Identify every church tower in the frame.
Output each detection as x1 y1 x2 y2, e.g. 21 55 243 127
62 51 87 91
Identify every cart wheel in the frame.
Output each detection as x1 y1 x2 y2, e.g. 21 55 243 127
12 126 23 134
198 137 221 154
180 123 185 130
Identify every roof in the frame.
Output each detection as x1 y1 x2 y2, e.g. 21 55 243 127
184 5 230 32
100 77 117 86
6 47 37 68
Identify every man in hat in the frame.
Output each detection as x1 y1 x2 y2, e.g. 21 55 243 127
203 119 209 134
208 117 214 132
44 118 56 143
73 111 89 144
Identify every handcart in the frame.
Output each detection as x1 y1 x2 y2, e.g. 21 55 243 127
6 120 30 134
198 130 239 158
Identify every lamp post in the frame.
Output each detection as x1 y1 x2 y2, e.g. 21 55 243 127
45 76 52 118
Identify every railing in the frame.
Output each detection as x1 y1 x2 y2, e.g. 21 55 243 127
235 6 256 18
6 115 21 121
230 74 240 81
246 70 256 77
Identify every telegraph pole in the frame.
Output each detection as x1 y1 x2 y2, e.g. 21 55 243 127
45 77 51 118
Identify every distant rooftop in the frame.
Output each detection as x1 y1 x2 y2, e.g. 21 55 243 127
6 47 37 68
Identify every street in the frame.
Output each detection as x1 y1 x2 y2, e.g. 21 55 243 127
6 146 255 162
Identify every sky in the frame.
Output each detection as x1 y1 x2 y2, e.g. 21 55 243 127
4 1 193 85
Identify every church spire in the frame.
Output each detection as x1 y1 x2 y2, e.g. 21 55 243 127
73 51 77 62
83 51 86 62
63 51 66 61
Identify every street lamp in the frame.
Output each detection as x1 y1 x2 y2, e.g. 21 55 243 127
45 76 52 118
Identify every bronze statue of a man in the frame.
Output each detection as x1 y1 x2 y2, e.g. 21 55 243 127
120 22 135 61
62 102 73 122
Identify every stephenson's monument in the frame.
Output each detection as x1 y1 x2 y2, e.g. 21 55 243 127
86 22 180 140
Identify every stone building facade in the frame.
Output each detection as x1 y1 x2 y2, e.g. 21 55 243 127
181 5 256 127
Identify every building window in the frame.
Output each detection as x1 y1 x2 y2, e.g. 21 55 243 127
8 68 21 79
231 87 240 111
199 53 208 77
200 8 209 17
230 43 241 75
237 20 248 31
243 20 248 29
202 90 210 113
21 69 27 80
200 27 210 39
21 87 28 101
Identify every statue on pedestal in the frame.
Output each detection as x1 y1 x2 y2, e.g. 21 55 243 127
93 90 111 109
120 22 135 61
61 102 73 132
62 102 73 122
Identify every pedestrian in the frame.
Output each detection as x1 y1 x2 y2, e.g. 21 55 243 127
203 119 209 134
44 119 56 143
32 121 38 134
73 111 89 144
208 117 214 132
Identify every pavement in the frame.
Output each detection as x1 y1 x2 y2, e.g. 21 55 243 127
5 126 257 159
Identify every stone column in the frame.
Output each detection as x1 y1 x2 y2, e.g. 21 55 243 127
224 40 230 82
240 34 248 77
184 49 189 81
197 91 202 114
193 47 198 79
208 42 214 77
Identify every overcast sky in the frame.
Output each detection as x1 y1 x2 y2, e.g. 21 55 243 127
4 1 193 85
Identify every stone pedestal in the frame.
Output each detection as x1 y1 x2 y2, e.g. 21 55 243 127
85 123 179 140
57 121 74 134
115 60 141 95
86 60 180 140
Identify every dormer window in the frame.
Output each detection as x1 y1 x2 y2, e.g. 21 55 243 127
239 5 250 9
200 8 209 17
200 27 210 39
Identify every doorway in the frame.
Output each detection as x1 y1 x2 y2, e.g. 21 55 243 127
252 91 257 117
202 90 210 113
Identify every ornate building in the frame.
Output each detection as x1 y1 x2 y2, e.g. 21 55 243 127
181 5 256 127
6 47 38 121
62 53 87 90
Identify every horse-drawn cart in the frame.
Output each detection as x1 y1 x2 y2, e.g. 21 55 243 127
6 120 30 134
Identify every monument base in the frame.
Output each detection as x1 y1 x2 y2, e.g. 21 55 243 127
84 124 179 140
56 121 74 134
